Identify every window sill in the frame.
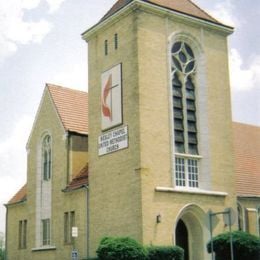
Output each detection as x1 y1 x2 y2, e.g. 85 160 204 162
175 153 203 159
32 246 56 252
155 186 228 197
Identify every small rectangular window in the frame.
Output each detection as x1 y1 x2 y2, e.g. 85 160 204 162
18 220 27 249
18 220 22 249
175 156 199 188
114 33 118 50
175 157 185 186
64 211 75 244
42 219 50 246
64 212 69 244
104 40 108 56
188 159 199 188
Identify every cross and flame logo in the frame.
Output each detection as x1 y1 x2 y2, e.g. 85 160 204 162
102 74 112 121
101 64 122 130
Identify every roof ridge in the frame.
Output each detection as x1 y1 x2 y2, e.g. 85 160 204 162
186 0 218 23
97 0 232 28
46 83 87 94
47 84 66 131
47 83 88 134
233 121 260 129
100 0 133 22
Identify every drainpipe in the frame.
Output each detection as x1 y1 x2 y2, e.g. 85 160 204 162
86 185 90 259
4 204 8 260
66 132 70 184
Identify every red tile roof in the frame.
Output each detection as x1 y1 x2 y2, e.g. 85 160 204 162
233 122 260 197
64 164 89 191
8 165 89 204
47 84 88 135
100 0 230 28
8 184 27 205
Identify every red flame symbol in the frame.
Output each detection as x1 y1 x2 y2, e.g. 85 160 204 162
102 74 112 121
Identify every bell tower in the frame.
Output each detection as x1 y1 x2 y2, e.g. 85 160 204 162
82 1 236 258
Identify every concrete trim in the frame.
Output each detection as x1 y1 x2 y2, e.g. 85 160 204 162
155 186 228 196
247 208 257 212
32 246 56 252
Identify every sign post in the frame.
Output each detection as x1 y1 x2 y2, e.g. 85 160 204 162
208 208 235 260
71 227 79 260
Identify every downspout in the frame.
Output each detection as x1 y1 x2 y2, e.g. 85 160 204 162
86 185 90 259
66 132 70 184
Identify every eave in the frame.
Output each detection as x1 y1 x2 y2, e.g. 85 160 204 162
82 0 233 41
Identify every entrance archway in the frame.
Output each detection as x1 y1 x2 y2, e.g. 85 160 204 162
174 204 207 260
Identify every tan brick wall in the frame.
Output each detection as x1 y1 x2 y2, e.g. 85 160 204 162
87 10 143 256
86 5 236 259
6 203 27 260
7 89 88 260
135 10 236 260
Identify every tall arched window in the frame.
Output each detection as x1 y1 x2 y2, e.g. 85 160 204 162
171 41 199 188
42 135 52 181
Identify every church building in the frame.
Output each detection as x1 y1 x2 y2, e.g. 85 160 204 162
5 1 260 260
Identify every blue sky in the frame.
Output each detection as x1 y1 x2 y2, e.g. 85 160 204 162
0 0 259 233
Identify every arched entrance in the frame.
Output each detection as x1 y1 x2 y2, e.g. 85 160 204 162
174 204 208 260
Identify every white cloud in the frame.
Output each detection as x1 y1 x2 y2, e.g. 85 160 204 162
229 48 260 91
0 0 65 63
21 0 42 9
49 62 88 91
45 0 66 13
208 0 237 27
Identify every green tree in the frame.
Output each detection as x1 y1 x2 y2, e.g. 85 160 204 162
207 230 260 260
0 232 5 260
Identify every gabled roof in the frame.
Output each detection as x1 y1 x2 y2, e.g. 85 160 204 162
63 164 89 192
100 0 229 27
233 122 260 197
47 84 88 135
8 165 89 205
7 184 27 205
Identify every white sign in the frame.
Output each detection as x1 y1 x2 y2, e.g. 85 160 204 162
101 63 122 130
71 250 78 260
72 227 78 238
98 126 128 156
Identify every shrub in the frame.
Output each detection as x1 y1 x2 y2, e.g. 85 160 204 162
147 245 184 260
96 237 147 260
207 230 260 260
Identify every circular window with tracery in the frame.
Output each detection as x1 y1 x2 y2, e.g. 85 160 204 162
171 41 196 75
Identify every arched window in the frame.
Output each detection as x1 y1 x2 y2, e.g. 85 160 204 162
42 135 52 181
171 41 199 188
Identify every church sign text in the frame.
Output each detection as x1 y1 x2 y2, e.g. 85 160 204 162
98 126 128 156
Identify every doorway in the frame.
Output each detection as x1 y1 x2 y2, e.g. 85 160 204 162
176 219 189 260
174 204 207 260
